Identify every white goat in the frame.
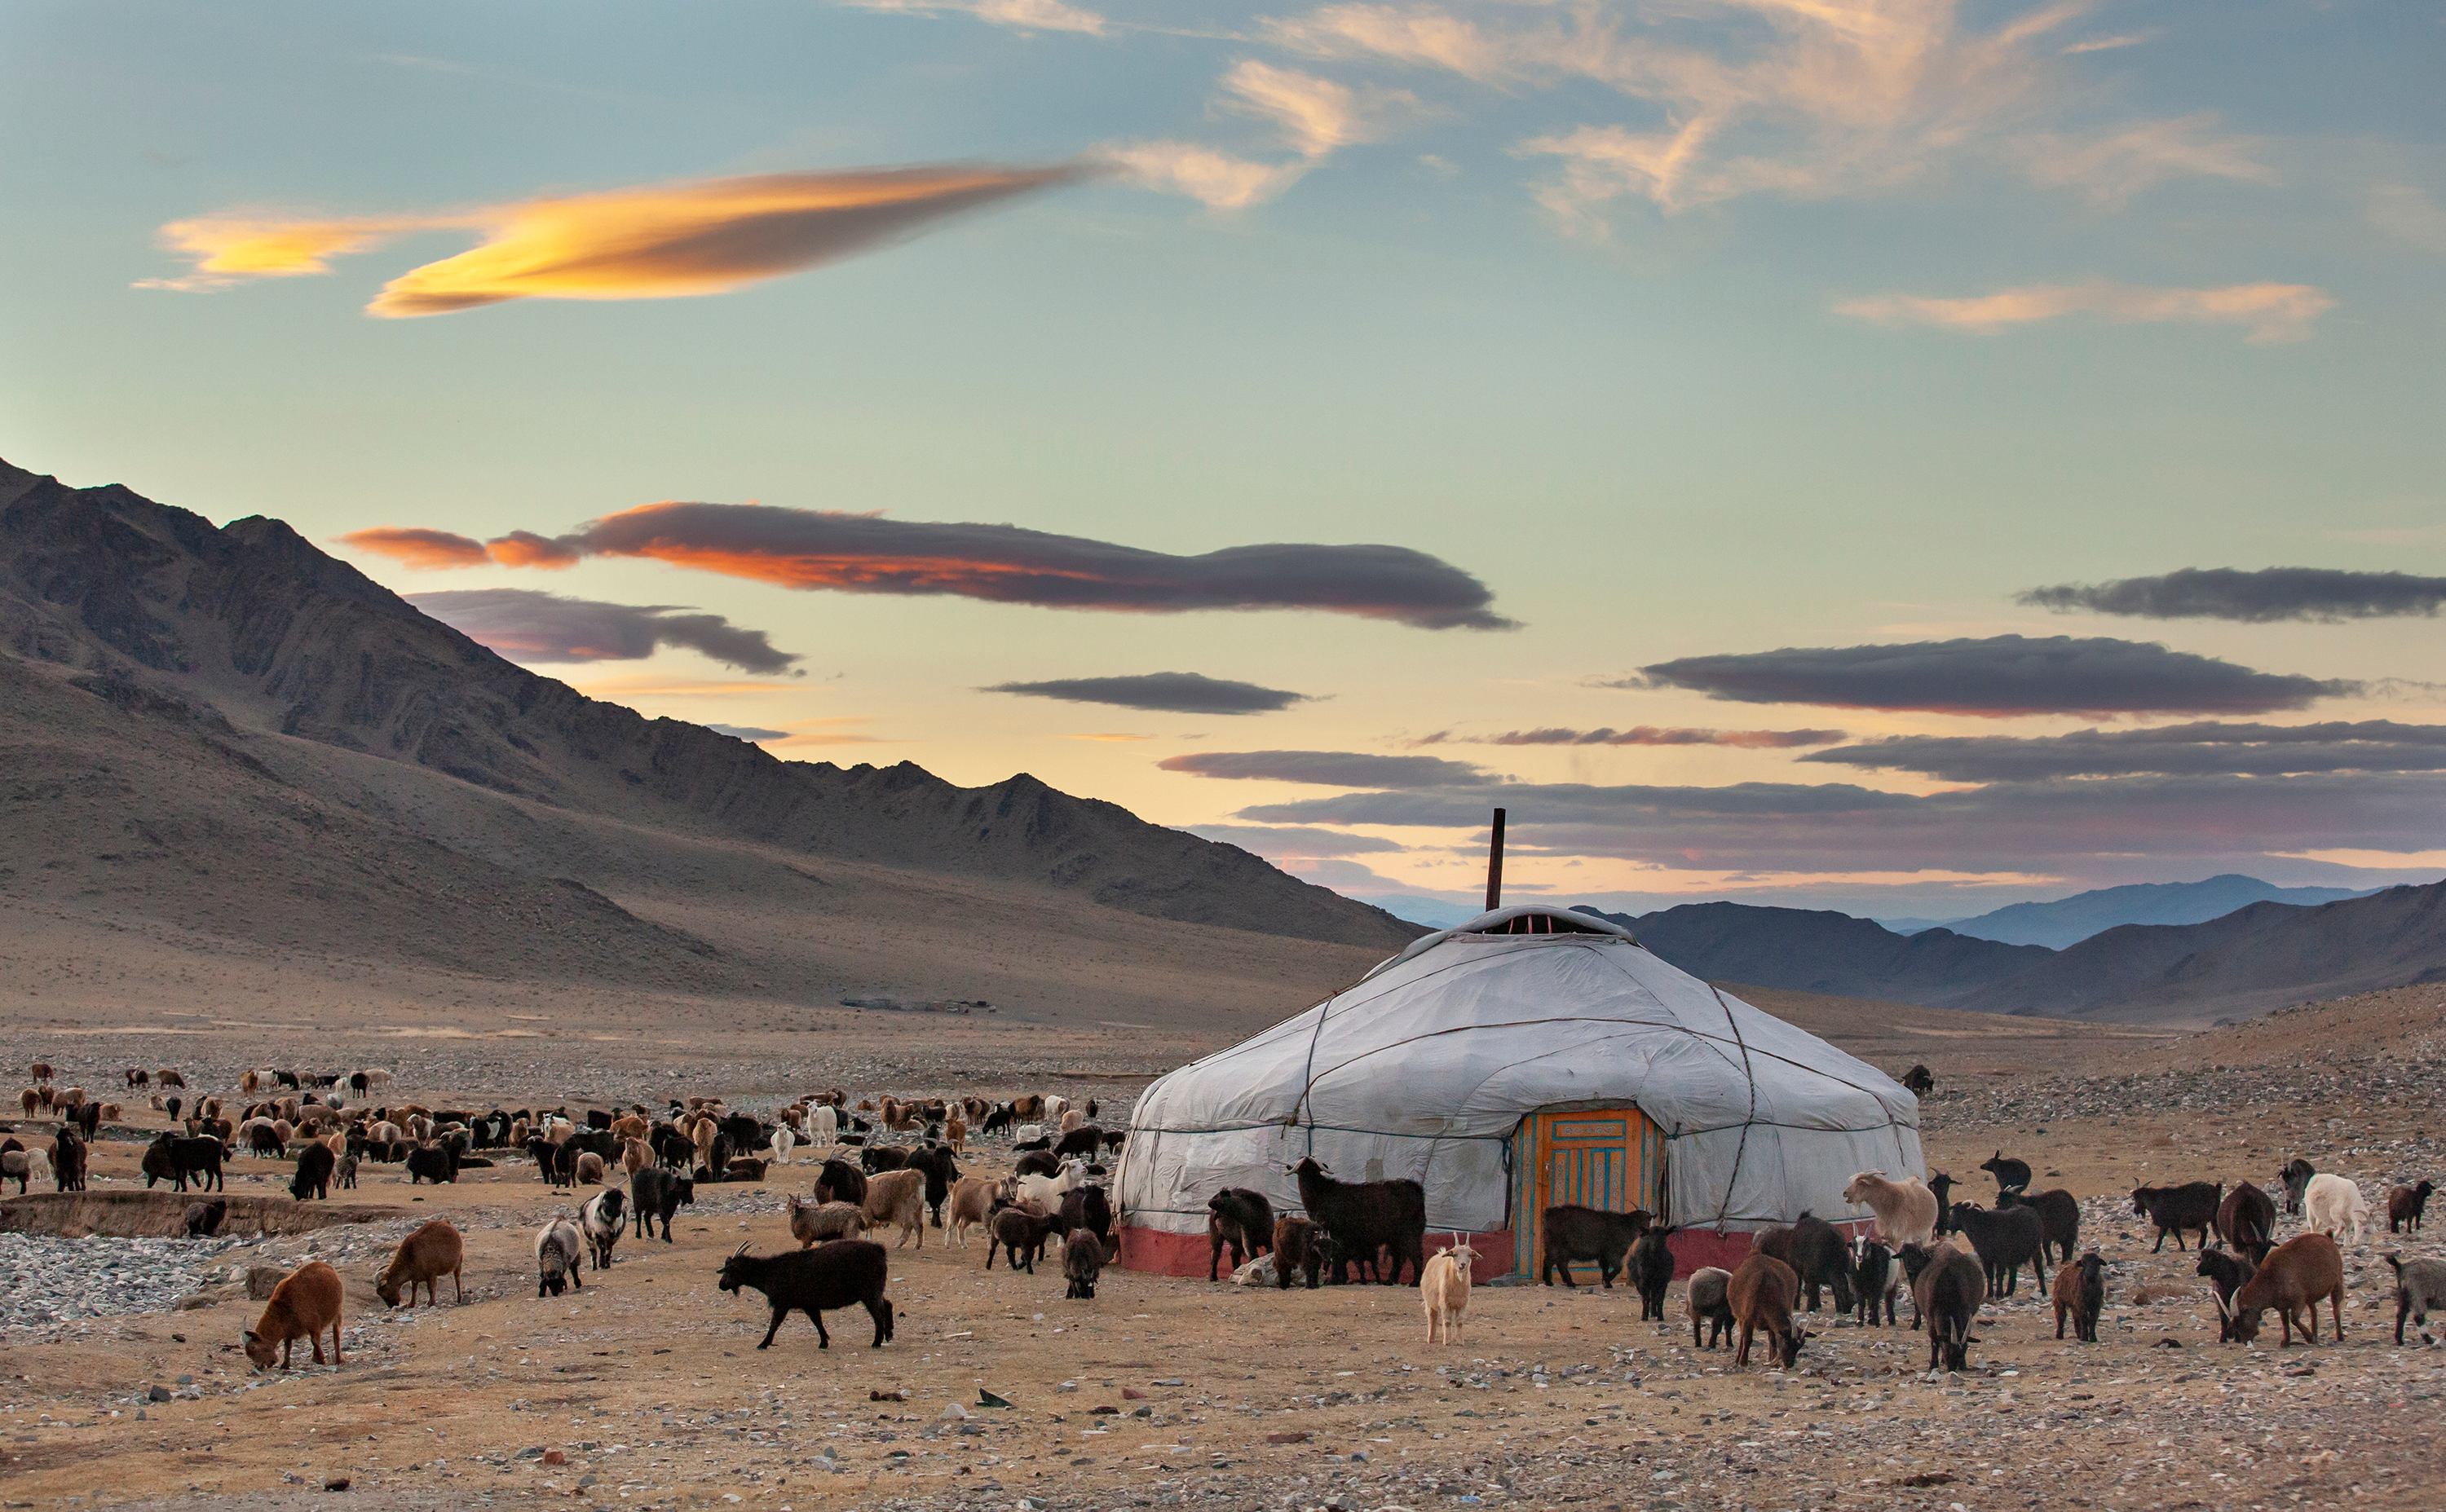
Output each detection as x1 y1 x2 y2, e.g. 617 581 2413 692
806 1104 838 1146
1017 1159 1088 1214
770 1126 797 1166
2304 1173 2373 1244
1421 1236 1480 1345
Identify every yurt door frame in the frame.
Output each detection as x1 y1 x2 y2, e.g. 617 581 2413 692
1508 1105 1667 1280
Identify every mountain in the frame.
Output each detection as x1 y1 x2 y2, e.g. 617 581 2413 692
1572 903 2050 1010
1933 875 2381 949
0 459 1420 1019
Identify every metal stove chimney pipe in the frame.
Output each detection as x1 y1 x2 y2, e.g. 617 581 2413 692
1484 807 1506 914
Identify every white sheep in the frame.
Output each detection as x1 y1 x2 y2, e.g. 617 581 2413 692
2304 1173 2373 1244
805 1104 837 1146
770 1126 797 1166
1421 1236 1480 1345
1843 1171 1938 1247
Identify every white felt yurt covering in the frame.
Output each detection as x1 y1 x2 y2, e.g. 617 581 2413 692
1115 905 1922 1247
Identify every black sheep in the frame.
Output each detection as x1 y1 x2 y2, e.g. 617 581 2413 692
1755 1214 1857 1314
1628 1225 1677 1321
2131 1181 2222 1253
1206 1188 1275 1280
1290 1157 1425 1287
143 1133 225 1193
1901 1241 1985 1372
1947 1201 2046 1297
717 1240 895 1349
289 1142 336 1201
1539 1204 1651 1289
1998 1187 2082 1267
1978 1150 2032 1197
630 1168 695 1241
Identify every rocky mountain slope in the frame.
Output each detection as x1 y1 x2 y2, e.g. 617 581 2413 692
1931 873 2378 949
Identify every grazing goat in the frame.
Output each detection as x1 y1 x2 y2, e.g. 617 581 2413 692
2224 1233 2346 1347
1728 1254 1805 1369
1853 1241 1900 1327
1053 1125 1104 1160
1843 1172 1937 1248
719 1240 895 1349
2215 1182 2278 1264
2131 1181 2221 1252
2389 1179 2435 1235
1065 1231 1114 1299
947 1176 1000 1248
243 1261 344 1369
1979 1150 2032 1196
1947 1202 2046 1297
289 1142 335 1201
1629 1225 1677 1322
184 1199 227 1238
2303 1173 2373 1244
2052 1252 2105 1342
581 1189 625 1270
1901 1064 1934 1095
1014 1149 1062 1179
1755 1214 1857 1314
1539 1204 1651 1289
536 1219 584 1297
1688 1267 1736 1348
1998 1188 2081 1267
376 1219 466 1309
863 1168 928 1249
1272 1215 1325 1290
989 1205 1067 1273
1902 1241 1985 1373
2384 1254 2446 1345
1207 1188 1275 1280
2197 1249 2256 1342
2278 1157 2314 1217
1291 1156 1426 1287
815 1157 868 1208
630 1168 694 1242
1420 1237 1479 1345
791 1197 868 1247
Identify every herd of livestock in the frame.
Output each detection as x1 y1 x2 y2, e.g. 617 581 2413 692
8 1060 2446 1382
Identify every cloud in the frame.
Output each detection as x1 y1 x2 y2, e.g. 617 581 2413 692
143 163 1084 315
1436 725 1847 749
2060 32 2157 55
985 671 1314 714
1221 60 1419 159
342 500 1515 629
1103 140 1309 209
404 588 802 674
2018 113 2274 208
2369 184 2446 253
840 0 1106 33
1802 721 2446 782
705 724 793 742
1159 749 1492 786
1835 280 2334 342
2020 566 2446 623
1185 823 1410 856
1626 635 2355 717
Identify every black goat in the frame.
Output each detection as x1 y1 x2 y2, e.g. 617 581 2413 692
1853 1240 1897 1326
183 1199 227 1238
406 1145 458 1186
2132 1181 2222 1252
1064 1232 1112 1299
815 1157 868 1208
1998 1188 2081 1266
1539 1204 1650 1289
1901 1242 1985 1372
289 1143 335 1201
1053 1126 1104 1160
989 1206 1068 1274
630 1168 695 1241
1948 1201 2046 1297
2197 1248 2254 1342
1901 1064 1934 1095
717 1240 894 1349
1629 1225 1677 1321
861 1144 911 1174
1755 1214 1857 1314
908 1145 960 1228
1061 1184 1113 1245
1291 1156 1425 1287
52 1127 86 1192
1927 1172 1957 1233
1979 1150 2032 1196
2217 1182 2278 1264
1207 1189 1275 1280
2277 1157 2313 1217
1014 1150 1062 1179
980 1104 1017 1136
143 1133 225 1193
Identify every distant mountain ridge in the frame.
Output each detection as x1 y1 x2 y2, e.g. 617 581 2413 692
1923 875 2380 949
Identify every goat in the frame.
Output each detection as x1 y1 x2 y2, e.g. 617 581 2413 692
979 1103 1016 1136
2384 1253 2446 1345
2131 1181 2221 1252
1998 1188 2081 1267
243 1260 344 1370
2303 1173 2373 1244
1420 1237 1480 1344
405 1145 458 1186
1755 1214 1857 1314
2223 1232 2345 1347
790 1197 868 1247
1843 1171 1937 1248
1901 1064 1934 1094
2051 1252 2105 1342
183 1199 227 1238
989 1205 1067 1273
863 1167 928 1249
1853 1240 1900 1327
907 1144 960 1227
1927 1172 1957 1233
2277 1157 2314 1217
1729 1254 1806 1369
1947 1201 2045 1297
1014 1149 1062 1179
724 1157 769 1183
536 1219 585 1297
815 1157 868 1208
581 1189 625 1270
335 1153 357 1190
718 1239 895 1349
376 1219 466 1309
1272 1215 1326 1290
1059 1185 1113 1245
575 1151 607 1186
2197 1248 2255 1342
1687 1266 1736 1347
1018 1160 1088 1215
1980 1150 2033 1195
1053 1125 1104 1161
1291 1155 1426 1287
51 1126 86 1191
860 1144 911 1174
1901 1241 1985 1372
2389 1179 2435 1235
2214 1181 2279 1264
1629 1225 1677 1321
947 1176 1000 1248
1207 1188 1275 1280
289 1143 335 1201
630 1168 695 1241
1064 1231 1114 1299
144 1132 225 1193
1539 1204 1651 1289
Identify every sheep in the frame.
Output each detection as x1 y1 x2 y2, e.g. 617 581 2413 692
989 1205 1068 1273
2052 1252 2105 1343
15 1088 31 1117
630 1168 694 1242
1755 1214 1857 1314
1842 1171 1937 1248
1998 1187 2082 1267
1728 1254 1806 1369
144 1132 225 1193
1065 1231 1114 1299
1901 1241 1986 1372
575 1152 607 1186
1853 1240 1900 1327
1946 1201 2046 1297
2223 1232 2346 1347
944 1111 966 1151
947 1176 1001 1247
2389 1180 2435 1235
0 1149 32 1195
1685 1266 1736 1347
2197 1248 2256 1342
1539 1204 1651 1289
183 1199 227 1238
581 1189 625 1270
289 1143 335 1201
1290 1155 1427 1287
863 1168 928 1249
815 1158 868 1208
718 1238 895 1349
376 1219 466 1309
791 1196 868 1247
770 1125 797 1166
2278 1157 2314 1217
2384 1253 2446 1345
1271 1215 1326 1290
2303 1173 2373 1244
806 1104 838 1147
29 1061 51 1084
1629 1225 1677 1322
1207 1188 1276 1280
243 1260 344 1370
2131 1181 2222 1252
1060 1109 1085 1134
536 1219 585 1297
1012 1125 1049 1152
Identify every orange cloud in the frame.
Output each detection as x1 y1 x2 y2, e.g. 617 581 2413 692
1835 280 2336 343
335 527 491 569
143 164 1086 315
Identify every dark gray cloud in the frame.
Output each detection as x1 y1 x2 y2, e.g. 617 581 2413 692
1804 721 2446 782
1185 824 1410 856
1159 750 1493 787
704 724 791 742
1428 725 1847 749
987 672 1312 715
1625 634 2353 716
2021 567 2446 623
355 501 1514 631
405 588 801 674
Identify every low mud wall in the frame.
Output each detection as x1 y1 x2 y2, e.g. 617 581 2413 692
0 1190 411 1239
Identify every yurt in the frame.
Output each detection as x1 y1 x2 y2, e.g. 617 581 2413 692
1113 903 1923 1281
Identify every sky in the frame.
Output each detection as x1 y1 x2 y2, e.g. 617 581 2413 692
4 1 2443 919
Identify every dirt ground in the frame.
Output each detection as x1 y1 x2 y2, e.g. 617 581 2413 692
6 988 2445 1512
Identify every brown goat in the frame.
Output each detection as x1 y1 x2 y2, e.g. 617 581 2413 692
2051 1252 2105 1342
2225 1233 2346 1347
376 1219 466 1308
1729 1253 1808 1369
863 1167 927 1249
243 1260 344 1369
